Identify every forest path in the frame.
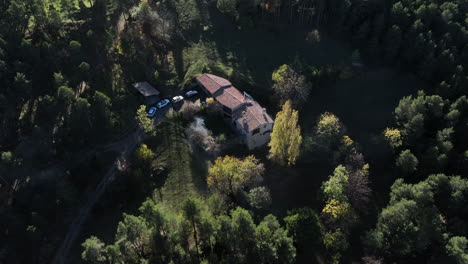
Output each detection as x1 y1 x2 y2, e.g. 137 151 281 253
50 128 144 264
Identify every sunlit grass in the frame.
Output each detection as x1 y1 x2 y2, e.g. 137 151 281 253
152 119 208 211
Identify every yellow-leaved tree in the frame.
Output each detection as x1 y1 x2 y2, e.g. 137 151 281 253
383 127 403 149
207 155 264 197
136 105 157 136
268 100 302 166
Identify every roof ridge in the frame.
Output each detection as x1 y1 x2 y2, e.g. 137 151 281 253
205 73 230 87
223 86 244 103
205 74 220 87
246 101 264 126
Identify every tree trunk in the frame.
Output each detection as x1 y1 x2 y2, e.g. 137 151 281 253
191 217 200 259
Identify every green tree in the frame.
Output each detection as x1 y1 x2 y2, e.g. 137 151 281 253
364 198 439 257
68 98 92 147
396 149 418 175
69 40 82 52
114 214 150 262
255 214 296 264
323 228 348 252
364 176 449 258
53 72 68 89
323 228 348 264
136 105 156 136
322 165 349 202
78 61 91 79
272 65 311 106
248 186 272 209
446 236 468 264
231 207 257 260
284 208 322 248
315 112 344 147
268 100 302 166
82 236 107 264
134 144 155 164
57 86 74 106
14 72 31 102
91 91 113 134
182 198 203 258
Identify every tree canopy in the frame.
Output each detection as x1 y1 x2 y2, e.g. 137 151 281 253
268 100 302 166
207 155 264 198
271 64 311 106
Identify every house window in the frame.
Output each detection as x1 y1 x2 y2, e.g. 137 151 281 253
252 128 260 135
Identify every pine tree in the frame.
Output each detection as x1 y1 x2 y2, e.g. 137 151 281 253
268 100 302 166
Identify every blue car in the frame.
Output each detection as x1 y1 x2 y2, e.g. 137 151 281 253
185 90 198 98
147 107 157 117
157 99 170 108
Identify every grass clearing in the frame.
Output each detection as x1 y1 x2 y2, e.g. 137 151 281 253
152 119 209 210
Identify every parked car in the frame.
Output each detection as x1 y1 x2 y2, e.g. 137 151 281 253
172 95 184 103
147 107 157 117
185 90 198 98
157 99 170 108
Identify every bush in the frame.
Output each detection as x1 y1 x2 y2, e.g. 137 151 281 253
206 98 223 117
180 101 199 120
306 29 321 44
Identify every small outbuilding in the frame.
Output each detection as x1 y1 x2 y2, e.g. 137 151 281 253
133 82 160 105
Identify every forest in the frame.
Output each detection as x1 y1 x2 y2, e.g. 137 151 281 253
0 0 467 263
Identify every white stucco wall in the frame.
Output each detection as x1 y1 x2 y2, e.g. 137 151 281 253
244 122 273 150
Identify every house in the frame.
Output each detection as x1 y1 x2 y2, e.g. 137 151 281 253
133 82 160 105
196 73 274 150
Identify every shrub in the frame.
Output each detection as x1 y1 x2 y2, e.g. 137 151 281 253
180 101 199 120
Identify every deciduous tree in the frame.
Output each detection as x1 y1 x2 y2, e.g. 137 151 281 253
248 186 272 209
284 208 322 248
315 112 344 147
207 155 264 197
272 64 311 106
268 100 302 166
322 165 348 202
384 127 403 149
136 105 156 136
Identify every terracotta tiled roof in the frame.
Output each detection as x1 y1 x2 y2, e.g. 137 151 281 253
196 73 231 95
197 73 274 132
213 86 245 110
234 99 274 132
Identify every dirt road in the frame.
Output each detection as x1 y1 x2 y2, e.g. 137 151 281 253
50 128 143 264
